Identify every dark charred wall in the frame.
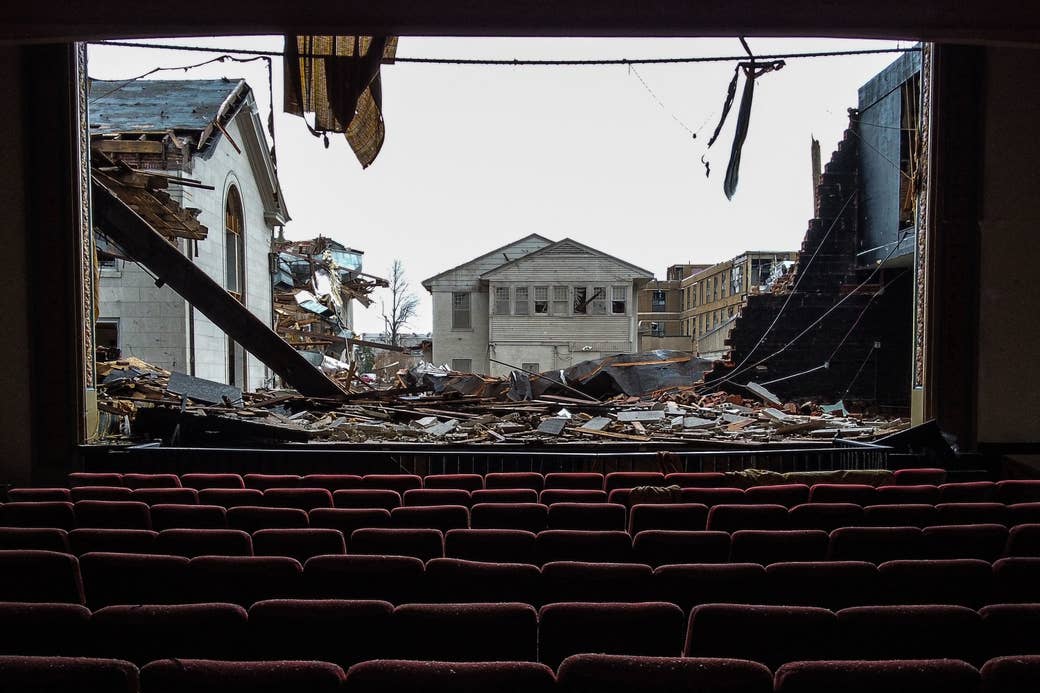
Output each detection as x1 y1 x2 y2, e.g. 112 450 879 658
705 123 912 411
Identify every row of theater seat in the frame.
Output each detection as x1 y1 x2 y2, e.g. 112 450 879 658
2 599 1040 669
7 497 1040 534
4 523 1040 566
15 481 1040 510
60 468 955 491
4 548 1040 609
1 654 1035 693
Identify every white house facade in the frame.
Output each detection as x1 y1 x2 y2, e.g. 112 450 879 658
92 78 289 390
423 236 653 376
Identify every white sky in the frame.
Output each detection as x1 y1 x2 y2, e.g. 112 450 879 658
88 36 908 335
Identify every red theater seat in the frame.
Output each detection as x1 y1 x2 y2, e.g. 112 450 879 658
981 656 1040 693
828 526 922 563
155 528 253 558
0 602 91 656
5 488 70 502
226 506 309 533
470 503 548 533
862 503 936 528
390 505 469 532
874 484 940 505
938 481 995 503
73 501 151 530
707 504 788 532
444 529 538 564
344 660 554 693
632 530 730 567
993 557 1040 603
471 488 539 504
545 473 604 490
70 486 133 502
935 502 1009 526
556 654 773 693
140 658 345 693
424 474 484 491
892 468 947 485
301 474 363 491
665 472 736 488
652 563 767 612
68 528 157 555
745 484 811 508
1009 503 1040 526
774 660 980 693
980 604 1040 658
79 552 189 608
679 488 746 506
333 489 402 511
149 504 226 531
809 484 877 505
197 488 264 508
628 503 708 534
249 598 394 668
392 602 538 662
730 529 829 565
0 656 138 692
538 601 685 669
922 523 1008 560
361 474 422 494
91 602 248 664
604 472 666 493
180 473 245 490
308 508 390 536
304 554 425 603
835 604 982 664
0 550 83 604
188 555 302 606
1006 523 1040 557
122 473 181 489
539 489 608 505
0 527 69 553
789 503 865 532
0 502 75 530
349 528 444 561
685 603 837 670
424 558 541 605
130 488 198 505
262 487 333 511
542 561 652 603
253 528 346 562
995 480 1040 505
485 472 544 491
243 474 301 490
878 559 993 608
403 489 471 508
548 502 627 531
536 530 632 564
764 561 879 610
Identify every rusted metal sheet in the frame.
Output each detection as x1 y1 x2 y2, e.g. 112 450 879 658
92 178 345 399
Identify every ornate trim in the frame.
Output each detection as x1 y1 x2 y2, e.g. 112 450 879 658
912 43 932 390
75 42 96 390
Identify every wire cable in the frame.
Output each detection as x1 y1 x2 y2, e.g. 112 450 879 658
90 40 918 66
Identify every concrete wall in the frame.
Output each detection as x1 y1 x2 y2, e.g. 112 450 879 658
98 261 188 370
976 46 1040 443
0 46 32 483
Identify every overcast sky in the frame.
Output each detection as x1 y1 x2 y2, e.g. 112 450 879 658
88 36 908 335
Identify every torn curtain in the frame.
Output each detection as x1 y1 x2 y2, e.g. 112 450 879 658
284 36 399 168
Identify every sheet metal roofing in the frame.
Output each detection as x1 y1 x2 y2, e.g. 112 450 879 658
88 77 246 134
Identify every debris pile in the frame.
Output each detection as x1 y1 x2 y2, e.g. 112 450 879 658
95 351 909 447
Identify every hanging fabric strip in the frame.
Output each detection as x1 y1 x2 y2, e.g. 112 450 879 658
283 35 398 168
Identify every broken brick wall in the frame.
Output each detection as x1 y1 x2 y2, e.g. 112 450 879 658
704 119 913 411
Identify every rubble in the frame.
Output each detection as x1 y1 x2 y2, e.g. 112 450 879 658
94 350 911 448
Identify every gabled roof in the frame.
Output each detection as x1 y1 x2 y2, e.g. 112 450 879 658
480 237 655 279
421 233 554 290
89 77 290 226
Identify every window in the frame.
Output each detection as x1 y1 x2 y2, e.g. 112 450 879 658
95 319 119 360
731 264 743 294
225 186 245 300
452 292 471 329
573 286 588 314
514 286 530 315
494 286 510 315
451 358 472 372
611 286 627 314
651 322 664 337
552 286 568 315
591 286 607 314
652 289 666 312
534 286 549 314
521 362 540 373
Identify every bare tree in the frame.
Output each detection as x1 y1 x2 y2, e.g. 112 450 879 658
381 259 420 346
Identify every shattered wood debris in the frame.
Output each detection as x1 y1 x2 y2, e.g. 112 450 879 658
95 350 911 447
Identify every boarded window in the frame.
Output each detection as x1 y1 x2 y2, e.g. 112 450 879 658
552 286 569 315
514 286 530 315
611 285 627 314
451 358 472 372
452 292 471 329
591 286 607 314
494 286 510 315
534 286 549 314
521 362 540 373
573 286 588 314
